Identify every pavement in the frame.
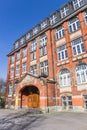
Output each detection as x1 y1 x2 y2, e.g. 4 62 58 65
0 109 87 130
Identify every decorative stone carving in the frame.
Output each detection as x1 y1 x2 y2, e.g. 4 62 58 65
20 75 35 85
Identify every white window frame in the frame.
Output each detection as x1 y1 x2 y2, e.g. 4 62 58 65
60 6 70 18
57 45 68 61
40 46 47 57
33 27 38 35
59 69 71 87
15 42 19 49
40 34 47 47
30 40 36 52
30 40 36 61
72 37 85 56
31 51 36 61
22 47 27 58
68 17 80 33
62 96 72 110
11 55 14 64
26 33 31 40
16 65 20 76
10 67 14 78
75 64 87 84
30 64 37 74
22 62 26 73
84 10 87 24
40 60 49 75
50 14 57 25
16 52 20 61
41 21 47 29
55 26 64 40
20 38 25 45
73 0 85 10
40 34 47 57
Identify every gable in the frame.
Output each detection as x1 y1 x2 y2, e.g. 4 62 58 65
20 74 36 84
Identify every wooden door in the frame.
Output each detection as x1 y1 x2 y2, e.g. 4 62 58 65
28 94 39 108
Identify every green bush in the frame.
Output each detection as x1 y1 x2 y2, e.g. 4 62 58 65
0 97 5 108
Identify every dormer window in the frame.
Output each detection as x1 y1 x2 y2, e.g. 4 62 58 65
50 14 58 25
26 33 31 40
41 20 48 29
72 0 85 10
20 37 25 45
15 42 19 49
33 27 38 35
60 5 70 18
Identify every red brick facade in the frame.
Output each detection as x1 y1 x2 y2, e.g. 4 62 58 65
6 0 87 112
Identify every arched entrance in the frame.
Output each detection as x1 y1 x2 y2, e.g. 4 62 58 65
20 86 40 109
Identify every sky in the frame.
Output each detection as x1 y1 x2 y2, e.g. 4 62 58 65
0 0 69 80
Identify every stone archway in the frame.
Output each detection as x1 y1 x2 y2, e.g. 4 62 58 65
20 86 40 109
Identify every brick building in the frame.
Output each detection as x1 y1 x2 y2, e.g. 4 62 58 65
6 0 87 112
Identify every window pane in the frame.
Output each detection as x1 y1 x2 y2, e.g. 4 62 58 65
76 64 87 84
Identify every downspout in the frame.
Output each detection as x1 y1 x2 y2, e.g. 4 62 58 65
50 29 58 111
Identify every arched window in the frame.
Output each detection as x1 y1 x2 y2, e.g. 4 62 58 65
59 69 71 87
75 64 87 84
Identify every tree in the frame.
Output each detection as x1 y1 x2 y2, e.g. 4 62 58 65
0 78 6 108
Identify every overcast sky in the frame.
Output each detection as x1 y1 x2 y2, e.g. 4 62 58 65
0 0 69 80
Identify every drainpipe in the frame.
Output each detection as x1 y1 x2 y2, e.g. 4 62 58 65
50 29 58 111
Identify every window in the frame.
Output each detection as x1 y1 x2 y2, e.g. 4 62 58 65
26 33 31 40
22 47 27 58
50 14 58 25
30 40 36 61
69 17 80 33
20 38 25 45
40 34 47 57
60 5 70 18
40 60 49 75
16 65 20 76
11 55 14 64
10 67 14 78
75 64 87 84
22 62 26 73
59 69 71 87
73 0 85 10
83 95 87 109
8 84 13 95
84 10 87 24
57 45 68 61
55 26 65 40
30 40 36 52
72 37 85 56
33 27 38 35
40 46 47 57
62 96 72 110
15 42 19 49
16 52 20 61
31 51 36 61
30 64 37 74
41 21 48 29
